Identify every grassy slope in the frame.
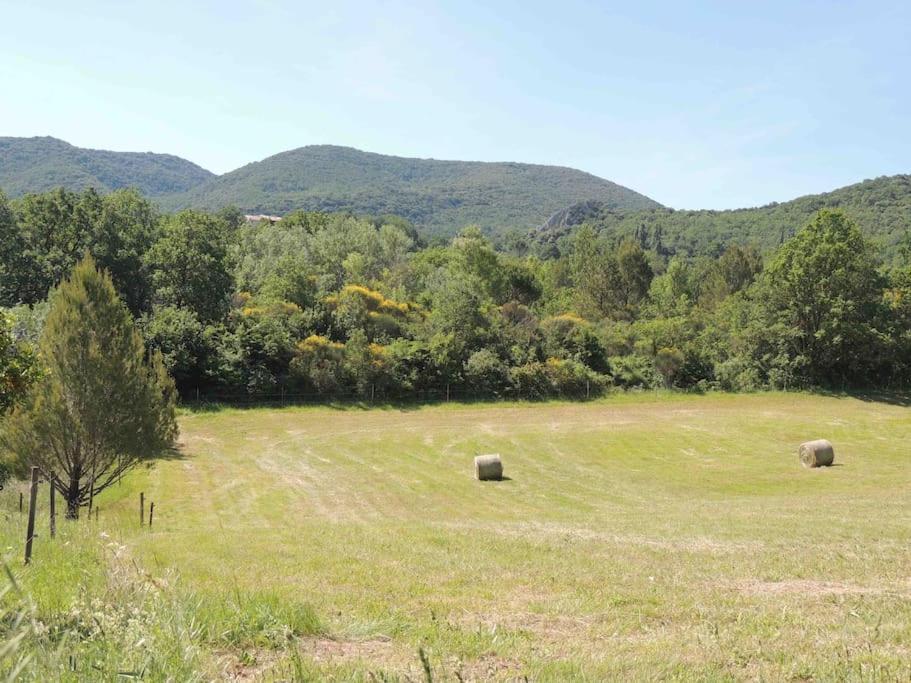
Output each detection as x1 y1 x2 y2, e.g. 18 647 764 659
160 145 661 238
4 392 911 680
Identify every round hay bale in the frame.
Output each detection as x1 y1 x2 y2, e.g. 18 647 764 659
799 439 835 468
474 454 503 481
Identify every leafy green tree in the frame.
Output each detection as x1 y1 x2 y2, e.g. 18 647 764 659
464 349 510 396
426 270 491 359
1 256 177 518
761 210 888 385
451 227 507 301
231 308 298 394
147 210 233 322
0 188 158 311
654 347 685 388
646 257 698 315
499 259 543 305
0 191 32 305
718 244 763 294
541 314 610 373
141 305 213 393
7 188 98 303
343 329 385 397
91 189 160 315
259 256 318 309
616 239 654 309
569 226 624 318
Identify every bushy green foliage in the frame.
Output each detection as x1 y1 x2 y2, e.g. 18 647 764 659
146 210 234 322
1 184 909 402
0 311 38 416
0 188 159 313
140 305 213 390
761 210 890 385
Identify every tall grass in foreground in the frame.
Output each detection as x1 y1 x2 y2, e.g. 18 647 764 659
0 509 323 680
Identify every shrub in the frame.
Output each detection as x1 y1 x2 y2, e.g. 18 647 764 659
610 354 662 389
544 357 607 397
464 349 511 396
508 362 551 399
541 314 610 373
507 358 608 399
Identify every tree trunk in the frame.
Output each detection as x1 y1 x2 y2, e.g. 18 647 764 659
65 473 80 519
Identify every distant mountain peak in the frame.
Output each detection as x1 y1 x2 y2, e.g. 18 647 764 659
161 144 661 236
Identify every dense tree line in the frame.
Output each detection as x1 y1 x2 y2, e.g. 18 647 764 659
1 187 909 405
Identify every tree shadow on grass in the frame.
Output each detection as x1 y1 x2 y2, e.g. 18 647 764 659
143 445 190 465
815 389 911 408
847 391 911 408
180 398 431 415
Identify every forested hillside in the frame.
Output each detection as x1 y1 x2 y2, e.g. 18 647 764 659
160 145 661 236
533 175 911 262
0 137 214 197
2 136 908 261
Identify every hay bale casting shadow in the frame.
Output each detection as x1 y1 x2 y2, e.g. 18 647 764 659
799 439 835 468
474 454 503 481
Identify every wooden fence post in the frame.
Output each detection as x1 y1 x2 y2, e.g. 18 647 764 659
87 469 95 513
18 492 22 513
140 492 145 526
149 502 154 528
24 467 39 564
49 479 56 539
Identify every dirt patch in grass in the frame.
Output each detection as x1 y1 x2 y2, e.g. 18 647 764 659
216 649 281 681
297 635 398 663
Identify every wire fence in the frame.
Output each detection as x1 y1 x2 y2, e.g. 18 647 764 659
178 384 911 409
180 383 602 407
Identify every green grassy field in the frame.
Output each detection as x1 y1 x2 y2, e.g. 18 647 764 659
3 392 911 680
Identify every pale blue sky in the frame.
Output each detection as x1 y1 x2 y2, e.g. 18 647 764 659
0 1 908 208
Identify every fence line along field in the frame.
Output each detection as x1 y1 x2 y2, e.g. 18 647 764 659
6 391 911 680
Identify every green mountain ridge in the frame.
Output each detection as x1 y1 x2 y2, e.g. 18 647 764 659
533 174 911 261
1 136 908 255
0 138 661 237
0 136 214 197
158 144 661 236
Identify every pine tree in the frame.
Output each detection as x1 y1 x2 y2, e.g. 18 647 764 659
1 254 177 518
